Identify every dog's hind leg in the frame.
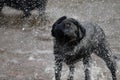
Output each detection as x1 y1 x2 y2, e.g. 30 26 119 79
67 64 75 80
95 43 117 80
38 0 47 17
83 55 92 80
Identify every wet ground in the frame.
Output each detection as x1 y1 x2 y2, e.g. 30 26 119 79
0 0 120 80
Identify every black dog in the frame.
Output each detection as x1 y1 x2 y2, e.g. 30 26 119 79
0 0 47 17
51 16 117 80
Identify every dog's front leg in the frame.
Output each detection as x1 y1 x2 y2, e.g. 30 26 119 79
68 64 75 80
83 55 92 80
54 55 63 80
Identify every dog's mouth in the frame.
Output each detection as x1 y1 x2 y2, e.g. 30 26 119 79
54 31 77 44
64 35 77 43
67 38 77 43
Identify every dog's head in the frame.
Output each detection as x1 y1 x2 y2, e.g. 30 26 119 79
51 16 85 43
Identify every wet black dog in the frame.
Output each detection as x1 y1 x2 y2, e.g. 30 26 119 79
0 0 47 17
51 16 117 80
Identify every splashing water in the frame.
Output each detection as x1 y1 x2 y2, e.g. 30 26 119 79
0 0 120 80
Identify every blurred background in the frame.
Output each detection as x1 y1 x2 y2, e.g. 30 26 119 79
0 0 120 80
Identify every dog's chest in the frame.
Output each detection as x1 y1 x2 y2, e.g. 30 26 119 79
59 44 87 64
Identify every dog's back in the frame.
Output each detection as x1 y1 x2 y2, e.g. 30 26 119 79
0 0 47 17
3 0 47 10
79 22 106 49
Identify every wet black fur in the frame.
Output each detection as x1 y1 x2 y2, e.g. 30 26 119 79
0 0 47 17
51 16 117 80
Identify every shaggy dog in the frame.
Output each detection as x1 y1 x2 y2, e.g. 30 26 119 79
0 0 47 17
51 16 117 80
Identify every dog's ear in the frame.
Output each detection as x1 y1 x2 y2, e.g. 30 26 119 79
52 16 67 27
70 18 86 41
51 16 67 37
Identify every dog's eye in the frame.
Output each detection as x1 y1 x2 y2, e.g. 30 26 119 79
65 23 71 28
